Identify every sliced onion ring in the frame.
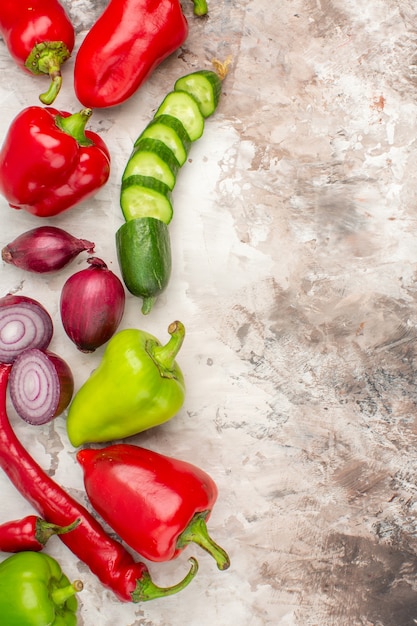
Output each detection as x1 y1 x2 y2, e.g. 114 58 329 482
9 349 74 425
0 294 53 364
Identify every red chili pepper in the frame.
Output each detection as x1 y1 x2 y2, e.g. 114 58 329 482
0 107 110 218
0 363 198 602
0 0 75 104
73 0 208 109
77 444 231 570
0 516 79 553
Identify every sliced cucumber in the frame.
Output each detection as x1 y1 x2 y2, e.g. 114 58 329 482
116 217 171 315
174 70 222 118
137 114 191 166
123 138 180 190
154 91 205 142
120 175 173 224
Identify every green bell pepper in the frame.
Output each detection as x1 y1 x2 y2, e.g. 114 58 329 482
0 551 82 625
66 321 186 446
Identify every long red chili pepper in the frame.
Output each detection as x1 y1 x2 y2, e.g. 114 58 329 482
0 516 79 552
0 0 75 104
0 363 198 602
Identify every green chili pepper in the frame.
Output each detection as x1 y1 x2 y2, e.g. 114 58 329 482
0 551 82 625
66 320 185 446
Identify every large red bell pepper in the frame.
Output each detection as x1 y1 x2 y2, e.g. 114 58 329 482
0 107 110 218
0 0 75 104
77 444 230 570
73 0 208 109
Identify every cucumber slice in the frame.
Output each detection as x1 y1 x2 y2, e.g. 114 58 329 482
116 217 171 315
120 175 173 224
154 91 205 142
123 138 180 190
137 114 191 166
174 70 222 118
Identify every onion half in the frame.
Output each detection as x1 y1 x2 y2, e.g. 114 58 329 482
0 294 54 363
9 349 74 425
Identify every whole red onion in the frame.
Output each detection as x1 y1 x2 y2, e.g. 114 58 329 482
0 294 53 363
60 257 125 353
2 226 95 273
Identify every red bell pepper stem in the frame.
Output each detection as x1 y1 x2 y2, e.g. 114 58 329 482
176 510 230 570
26 41 71 105
55 109 94 147
191 0 208 16
0 363 198 602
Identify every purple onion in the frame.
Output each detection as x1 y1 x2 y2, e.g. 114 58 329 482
9 349 74 425
60 257 126 353
0 294 54 363
2 226 95 273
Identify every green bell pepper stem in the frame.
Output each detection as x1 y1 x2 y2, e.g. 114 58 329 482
55 109 95 147
191 0 208 16
176 511 231 571
25 41 72 105
51 579 84 605
132 557 198 602
148 320 185 376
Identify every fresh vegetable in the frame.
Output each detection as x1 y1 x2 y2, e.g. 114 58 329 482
9 349 74 425
0 362 199 602
66 321 185 446
77 444 230 570
0 294 53 364
0 0 75 104
0 551 82 625
0 516 79 553
0 107 110 218
116 218 172 313
116 68 224 314
60 257 125 353
2 226 95 273
73 0 208 109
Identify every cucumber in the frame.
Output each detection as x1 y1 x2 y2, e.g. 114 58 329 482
154 91 205 141
122 138 180 190
137 115 191 166
116 218 171 315
174 70 222 118
120 175 173 224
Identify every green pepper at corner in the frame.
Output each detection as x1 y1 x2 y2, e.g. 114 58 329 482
0 551 82 626
66 321 186 446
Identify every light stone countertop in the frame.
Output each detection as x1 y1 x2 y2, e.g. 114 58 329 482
1 1 417 625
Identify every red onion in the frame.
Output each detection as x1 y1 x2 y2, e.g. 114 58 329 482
2 226 95 273
9 348 74 425
0 294 53 363
60 257 126 353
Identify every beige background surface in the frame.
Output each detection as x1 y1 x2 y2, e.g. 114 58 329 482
1 1 417 624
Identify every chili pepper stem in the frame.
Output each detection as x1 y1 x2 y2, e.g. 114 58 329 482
132 557 198 602
25 42 72 105
50 579 83 605
36 518 80 545
176 511 230 571
148 321 185 374
55 109 94 147
192 0 208 16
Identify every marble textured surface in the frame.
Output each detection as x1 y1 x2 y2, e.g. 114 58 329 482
2 1 417 624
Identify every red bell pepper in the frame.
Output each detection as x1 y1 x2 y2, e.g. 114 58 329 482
77 444 230 570
0 107 110 218
73 0 208 109
0 0 75 104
